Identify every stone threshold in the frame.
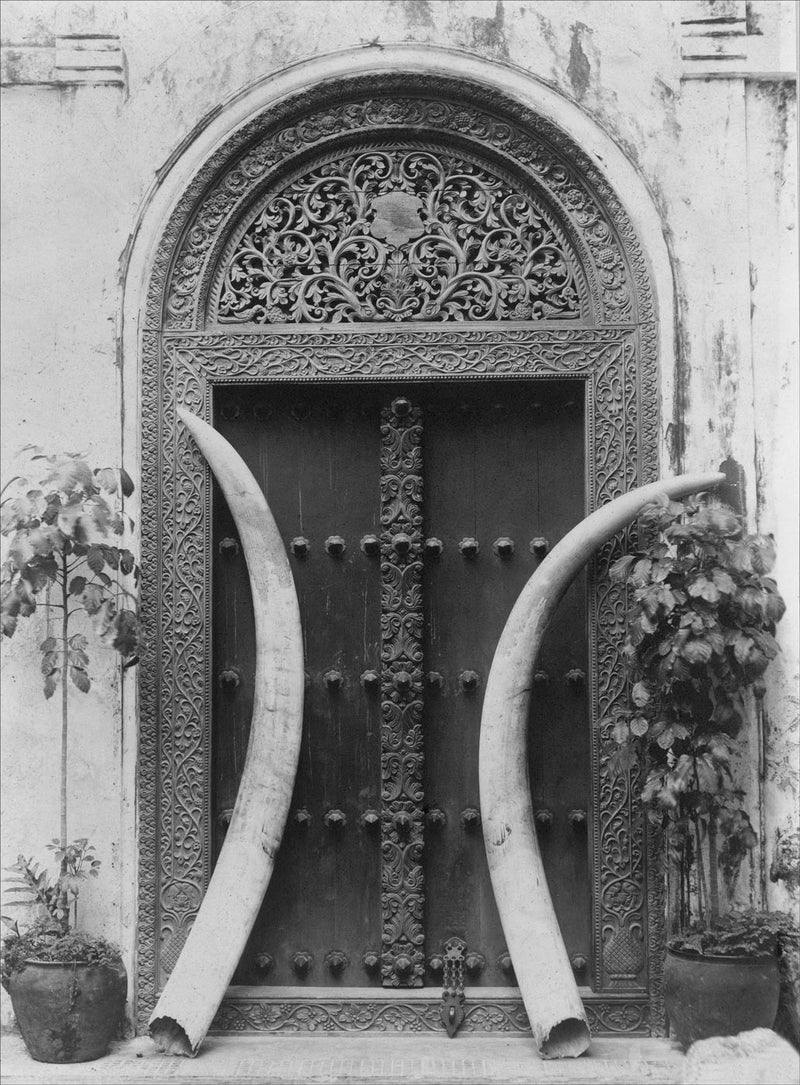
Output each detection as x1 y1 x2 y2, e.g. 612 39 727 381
1 1032 687 1085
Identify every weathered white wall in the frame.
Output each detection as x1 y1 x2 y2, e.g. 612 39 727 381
1 0 797 1027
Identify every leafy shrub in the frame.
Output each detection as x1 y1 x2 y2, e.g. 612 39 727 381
1 920 121 988
604 495 786 926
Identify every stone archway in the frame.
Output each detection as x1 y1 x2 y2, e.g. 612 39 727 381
134 70 664 1037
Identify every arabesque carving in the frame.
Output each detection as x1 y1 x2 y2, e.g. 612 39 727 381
216 150 584 324
209 994 649 1035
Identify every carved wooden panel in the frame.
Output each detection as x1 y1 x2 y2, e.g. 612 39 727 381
215 149 585 324
137 74 662 1037
379 398 425 987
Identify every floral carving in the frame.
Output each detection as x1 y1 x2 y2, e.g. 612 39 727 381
216 150 583 324
210 995 649 1035
380 398 425 987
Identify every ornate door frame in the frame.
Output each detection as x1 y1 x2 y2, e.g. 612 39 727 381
136 72 663 1037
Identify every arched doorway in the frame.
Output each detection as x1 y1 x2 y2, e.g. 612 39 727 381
136 73 662 1037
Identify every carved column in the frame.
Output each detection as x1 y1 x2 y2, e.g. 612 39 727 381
379 396 425 987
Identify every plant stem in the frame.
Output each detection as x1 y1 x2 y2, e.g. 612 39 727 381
707 815 719 922
693 812 707 927
60 552 69 856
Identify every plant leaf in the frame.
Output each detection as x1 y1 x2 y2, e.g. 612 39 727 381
69 666 91 693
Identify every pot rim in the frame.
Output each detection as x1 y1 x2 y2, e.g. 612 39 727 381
666 946 777 964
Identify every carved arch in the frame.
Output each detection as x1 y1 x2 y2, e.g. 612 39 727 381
136 71 663 1037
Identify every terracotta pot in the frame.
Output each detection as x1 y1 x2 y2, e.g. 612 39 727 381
664 946 780 1050
8 959 127 1063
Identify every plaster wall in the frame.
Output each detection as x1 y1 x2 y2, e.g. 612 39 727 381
1 0 797 1028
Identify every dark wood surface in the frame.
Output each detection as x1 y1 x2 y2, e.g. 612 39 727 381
213 380 587 990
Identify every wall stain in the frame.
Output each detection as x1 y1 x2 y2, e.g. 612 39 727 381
653 76 681 141
712 322 740 456
388 0 435 29
567 21 591 102
468 0 509 59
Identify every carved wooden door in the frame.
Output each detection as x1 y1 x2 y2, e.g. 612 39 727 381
212 376 589 1014
140 79 662 1036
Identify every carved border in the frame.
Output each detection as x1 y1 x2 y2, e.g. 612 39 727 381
138 76 662 1034
209 994 650 1036
138 324 653 1028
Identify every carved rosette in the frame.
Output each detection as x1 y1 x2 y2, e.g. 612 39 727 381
380 396 425 987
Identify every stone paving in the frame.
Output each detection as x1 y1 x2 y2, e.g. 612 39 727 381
3 1029 798 1085
1 1033 686 1085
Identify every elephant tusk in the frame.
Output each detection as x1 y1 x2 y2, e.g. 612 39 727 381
149 409 304 1057
479 472 725 1059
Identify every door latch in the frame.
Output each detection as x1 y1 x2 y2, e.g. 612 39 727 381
439 937 466 1038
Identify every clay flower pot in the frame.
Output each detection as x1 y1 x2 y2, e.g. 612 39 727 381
8 958 127 1063
664 947 780 1050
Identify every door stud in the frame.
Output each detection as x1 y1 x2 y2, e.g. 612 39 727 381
325 535 346 557
567 809 587 828
218 668 241 690
458 537 480 558
360 669 380 690
497 953 515 977
535 808 554 828
361 809 380 829
254 952 273 975
427 807 446 828
391 532 412 556
565 668 586 693
493 537 515 558
459 670 480 692
360 534 380 555
393 811 413 835
424 537 443 556
393 670 413 695
218 536 240 557
324 669 344 690
290 951 313 976
394 954 413 979
324 809 347 829
362 951 381 974
530 536 550 556
461 808 481 830
325 950 349 975
465 952 485 977
293 808 311 828
290 536 310 558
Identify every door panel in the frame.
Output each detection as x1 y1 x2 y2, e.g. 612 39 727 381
214 389 384 987
212 379 587 992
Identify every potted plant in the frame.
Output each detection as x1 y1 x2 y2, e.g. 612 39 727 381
605 492 790 1049
0 450 140 1062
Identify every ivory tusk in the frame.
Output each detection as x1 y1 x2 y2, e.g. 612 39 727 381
479 472 725 1059
149 409 304 1057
